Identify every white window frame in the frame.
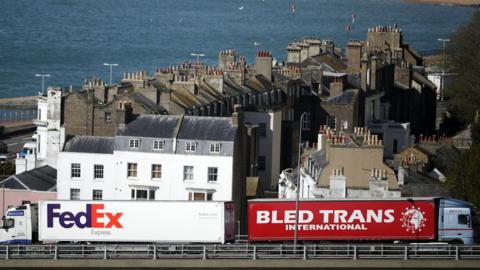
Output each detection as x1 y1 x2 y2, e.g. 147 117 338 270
153 140 164 151
327 115 337 130
92 189 103 200
208 167 218 182
186 141 197 152
127 162 138 178
302 113 311 130
131 188 155 200
183 166 194 181
210 143 221 153
71 163 81 178
151 164 162 179
105 112 112 123
94 164 104 179
187 191 214 201
129 139 139 149
70 188 80 200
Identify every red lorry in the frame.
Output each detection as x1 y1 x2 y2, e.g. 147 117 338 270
248 198 476 244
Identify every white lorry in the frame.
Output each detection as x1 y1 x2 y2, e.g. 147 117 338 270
0 201 235 244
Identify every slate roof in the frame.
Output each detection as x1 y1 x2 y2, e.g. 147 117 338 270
64 136 115 154
0 165 56 191
178 116 237 141
118 115 182 138
325 89 358 105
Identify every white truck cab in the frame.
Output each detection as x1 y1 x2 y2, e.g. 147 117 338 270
0 204 37 244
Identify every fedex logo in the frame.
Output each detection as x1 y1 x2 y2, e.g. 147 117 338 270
47 204 123 229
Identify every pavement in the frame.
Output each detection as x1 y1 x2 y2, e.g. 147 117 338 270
1 259 480 269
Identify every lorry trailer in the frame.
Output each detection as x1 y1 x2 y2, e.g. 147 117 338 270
0 200 235 244
248 198 476 244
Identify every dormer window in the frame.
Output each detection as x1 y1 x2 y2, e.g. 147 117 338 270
153 140 164 151
210 143 221 153
186 141 197 152
129 139 139 149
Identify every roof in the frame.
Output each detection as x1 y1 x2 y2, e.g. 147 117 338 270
178 116 237 141
129 92 167 113
64 136 115 154
118 115 182 138
413 72 437 90
0 165 56 191
325 89 358 104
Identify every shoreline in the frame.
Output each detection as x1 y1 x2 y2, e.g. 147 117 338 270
405 0 480 7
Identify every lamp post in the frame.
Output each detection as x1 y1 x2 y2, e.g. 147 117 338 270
35 74 51 95
293 112 306 253
190 53 205 64
437 38 450 101
103 63 119 86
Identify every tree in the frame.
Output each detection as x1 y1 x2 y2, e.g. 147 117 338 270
445 11 480 124
443 12 480 207
445 144 480 207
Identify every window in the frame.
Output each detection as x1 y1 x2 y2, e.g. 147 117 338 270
129 139 139 149
37 109 41 120
210 143 221 153
188 191 214 201
258 123 267 137
183 166 194 181
94 164 104 179
458 214 471 226
302 113 311 130
258 156 266 171
71 163 81 178
208 167 218 182
127 163 138 178
151 164 162 179
326 115 336 130
70 188 80 200
131 189 155 200
186 141 197 152
92 189 103 200
393 139 398 154
104 112 112 123
153 140 164 151
341 120 349 131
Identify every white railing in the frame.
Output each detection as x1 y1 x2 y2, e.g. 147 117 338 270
0 244 479 260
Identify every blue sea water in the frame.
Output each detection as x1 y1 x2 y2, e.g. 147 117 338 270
0 0 476 98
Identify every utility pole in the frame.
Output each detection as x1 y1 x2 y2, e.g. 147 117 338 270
35 74 51 95
437 38 450 101
103 63 119 86
293 112 306 253
190 53 205 64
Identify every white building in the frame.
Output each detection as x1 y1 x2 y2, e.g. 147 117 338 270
56 114 252 223
367 121 413 159
16 87 65 174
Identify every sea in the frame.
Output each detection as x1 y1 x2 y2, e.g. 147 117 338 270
0 0 476 98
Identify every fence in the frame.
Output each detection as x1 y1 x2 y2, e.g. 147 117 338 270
0 244 480 260
0 109 37 123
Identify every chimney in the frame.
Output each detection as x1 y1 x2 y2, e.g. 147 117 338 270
232 104 243 127
255 51 273 82
347 40 363 73
360 53 369 92
329 77 344 97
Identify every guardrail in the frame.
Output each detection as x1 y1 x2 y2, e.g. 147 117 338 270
0 244 479 260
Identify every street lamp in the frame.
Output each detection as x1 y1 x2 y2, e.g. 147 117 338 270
35 74 51 95
103 63 119 86
293 112 306 253
190 53 205 64
437 38 450 101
